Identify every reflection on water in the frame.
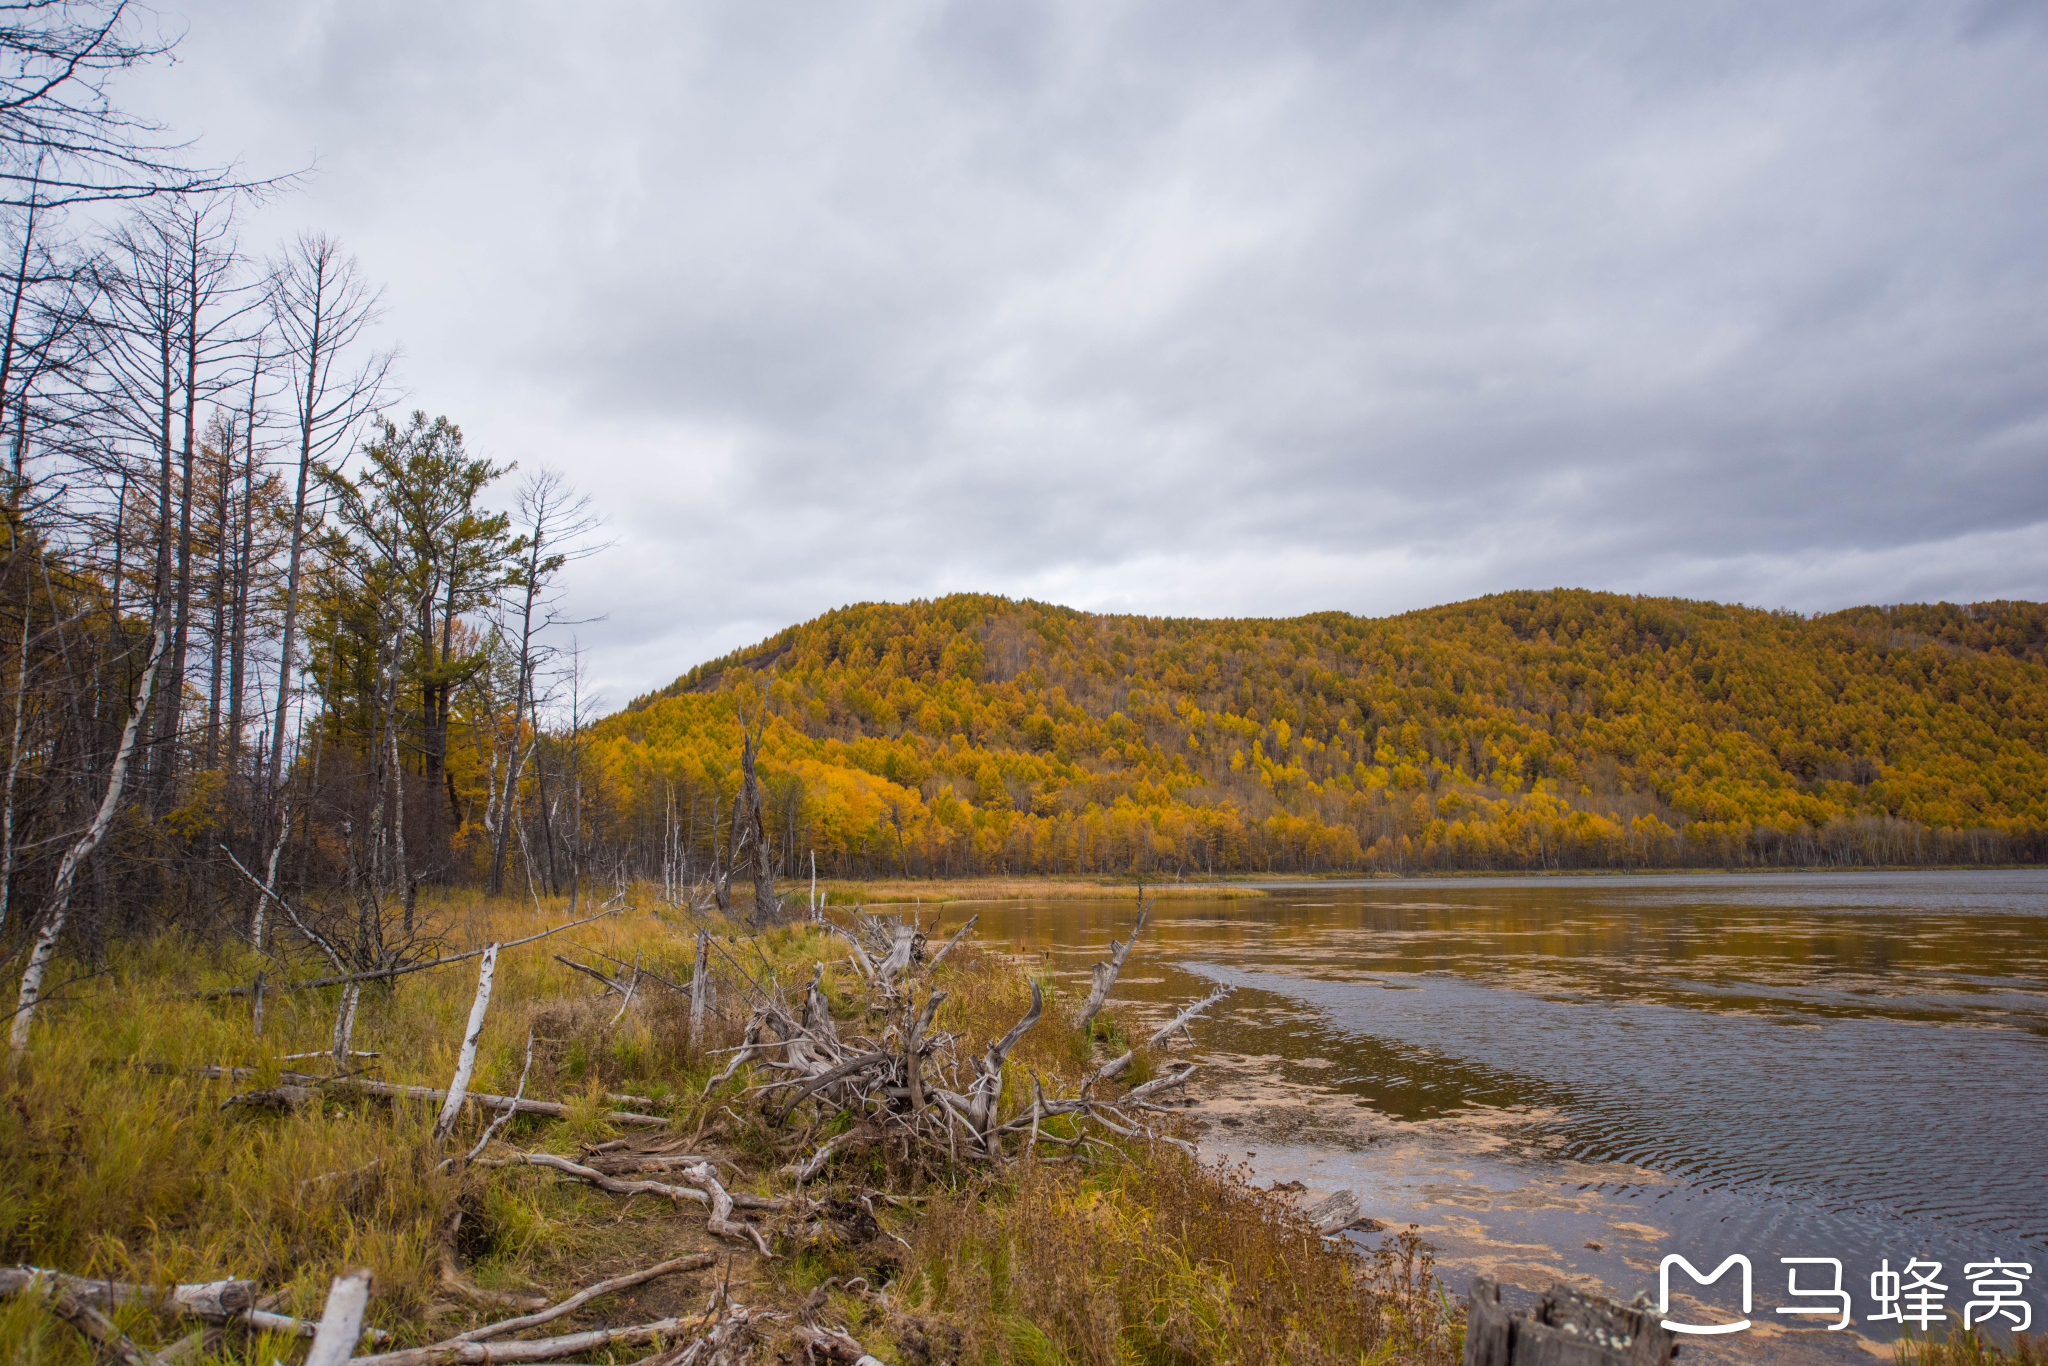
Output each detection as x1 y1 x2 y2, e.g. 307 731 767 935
955 870 2048 1351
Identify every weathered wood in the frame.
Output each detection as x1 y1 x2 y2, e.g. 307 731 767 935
0 1269 256 1320
1089 985 1232 1086
354 1311 700 1363
1304 1189 1367 1235
474 1151 780 1250
689 928 709 1049
349 1255 716 1365
790 1322 887 1365
188 1061 665 1126
1463 1277 1675 1366
877 920 921 982
433 943 500 1145
926 913 979 970
301 1268 373 1366
1075 898 1150 1031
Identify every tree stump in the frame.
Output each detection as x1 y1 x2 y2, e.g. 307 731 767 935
1464 1276 1677 1366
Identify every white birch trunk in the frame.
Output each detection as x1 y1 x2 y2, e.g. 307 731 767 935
433 942 500 1145
0 597 32 935
10 621 167 1062
251 801 290 951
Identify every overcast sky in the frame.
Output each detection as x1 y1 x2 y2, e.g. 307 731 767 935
126 0 2048 708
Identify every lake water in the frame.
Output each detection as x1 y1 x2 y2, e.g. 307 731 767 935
952 870 2048 1361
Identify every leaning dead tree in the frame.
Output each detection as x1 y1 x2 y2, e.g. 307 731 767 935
1075 893 1151 1032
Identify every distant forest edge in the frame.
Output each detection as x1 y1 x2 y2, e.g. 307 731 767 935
588 590 2048 877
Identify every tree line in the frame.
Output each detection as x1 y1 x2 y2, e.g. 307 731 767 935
573 591 2048 883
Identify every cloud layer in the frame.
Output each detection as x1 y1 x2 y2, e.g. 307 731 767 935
131 0 2048 705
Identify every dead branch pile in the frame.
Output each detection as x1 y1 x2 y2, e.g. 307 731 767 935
737 900 1220 1178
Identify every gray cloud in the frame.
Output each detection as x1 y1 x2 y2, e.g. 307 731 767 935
128 0 2048 707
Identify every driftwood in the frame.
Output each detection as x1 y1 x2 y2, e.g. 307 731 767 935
348 1254 716 1366
1302 1188 1384 1236
643 1301 775 1366
1075 896 1151 1031
301 1269 374 1366
0 1269 257 1320
353 1310 703 1364
716 911 1223 1180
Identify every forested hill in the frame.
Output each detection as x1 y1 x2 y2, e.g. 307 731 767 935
586 591 2048 877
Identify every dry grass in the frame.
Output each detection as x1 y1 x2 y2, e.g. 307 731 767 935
2 883 1457 1363
0 888 803 1361
898 1151 1458 1366
820 878 1269 905
1897 1330 2046 1365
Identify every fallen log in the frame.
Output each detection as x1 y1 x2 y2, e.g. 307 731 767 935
348 1254 715 1365
0 1271 167 1366
0 1268 255 1319
188 1066 671 1128
0 1268 381 1344
346 1311 698 1364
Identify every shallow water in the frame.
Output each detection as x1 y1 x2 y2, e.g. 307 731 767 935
952 870 2048 1357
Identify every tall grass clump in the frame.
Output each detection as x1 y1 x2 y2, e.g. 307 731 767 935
902 1148 1460 1366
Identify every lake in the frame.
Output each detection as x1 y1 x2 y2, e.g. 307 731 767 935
951 870 2048 1361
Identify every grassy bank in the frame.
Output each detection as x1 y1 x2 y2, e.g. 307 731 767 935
0 886 1455 1364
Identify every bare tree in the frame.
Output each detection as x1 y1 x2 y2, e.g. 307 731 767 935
263 233 391 801
486 468 601 895
0 2 248 209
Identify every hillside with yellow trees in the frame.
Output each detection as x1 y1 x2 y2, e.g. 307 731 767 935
579 591 2048 878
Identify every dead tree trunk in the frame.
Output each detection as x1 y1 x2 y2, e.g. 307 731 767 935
10 619 168 1061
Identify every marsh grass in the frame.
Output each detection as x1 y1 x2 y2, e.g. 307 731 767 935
900 1151 1459 1366
3 883 1460 1363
